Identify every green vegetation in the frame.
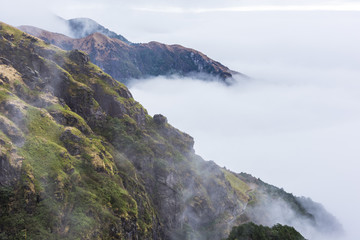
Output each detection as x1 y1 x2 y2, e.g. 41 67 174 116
226 222 306 240
0 88 15 103
0 22 57 50
25 107 64 144
46 104 92 134
19 136 72 179
222 170 250 202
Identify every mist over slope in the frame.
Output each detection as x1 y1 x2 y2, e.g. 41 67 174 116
0 22 342 239
129 72 359 240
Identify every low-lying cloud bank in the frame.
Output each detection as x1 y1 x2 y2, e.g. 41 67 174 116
129 71 360 239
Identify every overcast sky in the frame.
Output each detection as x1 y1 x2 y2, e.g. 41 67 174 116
1 1 360 239
2 0 360 40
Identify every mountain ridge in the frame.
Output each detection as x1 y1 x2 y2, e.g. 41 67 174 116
0 21 341 240
19 19 241 84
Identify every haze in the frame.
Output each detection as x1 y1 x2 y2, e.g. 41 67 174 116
1 0 360 239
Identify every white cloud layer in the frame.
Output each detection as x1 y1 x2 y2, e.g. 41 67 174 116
130 72 360 240
126 9 360 240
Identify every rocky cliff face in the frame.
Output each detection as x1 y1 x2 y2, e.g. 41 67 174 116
19 23 238 85
0 22 341 240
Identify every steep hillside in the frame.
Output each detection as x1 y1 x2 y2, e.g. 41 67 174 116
19 24 238 84
0 22 341 240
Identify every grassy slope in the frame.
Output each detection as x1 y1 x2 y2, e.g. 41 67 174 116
0 22 155 239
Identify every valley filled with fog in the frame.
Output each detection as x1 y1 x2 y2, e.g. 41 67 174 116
128 11 360 240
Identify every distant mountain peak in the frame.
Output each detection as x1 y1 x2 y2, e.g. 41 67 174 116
19 21 241 84
64 17 131 44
